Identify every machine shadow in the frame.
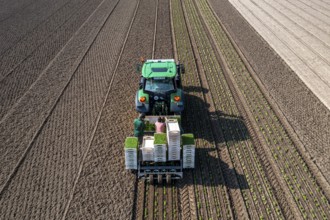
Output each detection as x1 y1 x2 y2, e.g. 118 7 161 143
175 86 250 189
182 86 250 143
176 148 249 190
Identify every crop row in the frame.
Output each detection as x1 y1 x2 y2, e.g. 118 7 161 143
171 0 234 219
195 0 330 218
180 0 287 219
173 0 280 217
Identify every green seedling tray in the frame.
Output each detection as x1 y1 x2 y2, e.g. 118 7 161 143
125 137 138 149
154 133 167 145
182 133 195 145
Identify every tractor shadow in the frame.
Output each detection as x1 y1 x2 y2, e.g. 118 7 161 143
178 148 249 190
176 86 250 189
182 86 250 143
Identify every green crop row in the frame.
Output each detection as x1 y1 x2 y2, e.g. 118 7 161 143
196 0 330 218
171 0 234 218
181 0 285 218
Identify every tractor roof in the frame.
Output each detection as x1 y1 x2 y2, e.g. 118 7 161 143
142 59 177 78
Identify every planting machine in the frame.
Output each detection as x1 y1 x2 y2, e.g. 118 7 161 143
124 59 195 184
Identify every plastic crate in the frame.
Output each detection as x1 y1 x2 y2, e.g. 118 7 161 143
183 145 195 168
154 144 166 162
142 136 155 161
168 146 181 161
125 149 137 169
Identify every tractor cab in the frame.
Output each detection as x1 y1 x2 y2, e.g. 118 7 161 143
136 59 185 115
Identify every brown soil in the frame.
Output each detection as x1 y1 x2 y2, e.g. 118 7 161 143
0 0 329 219
0 0 136 219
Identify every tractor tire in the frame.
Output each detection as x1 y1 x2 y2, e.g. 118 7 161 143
149 174 154 185
166 174 171 184
158 174 163 184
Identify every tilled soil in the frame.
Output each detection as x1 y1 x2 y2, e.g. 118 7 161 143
64 0 158 219
0 0 135 218
0 0 329 219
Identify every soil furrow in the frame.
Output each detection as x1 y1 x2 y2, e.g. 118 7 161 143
0 0 103 119
0 0 71 53
63 0 158 219
0 0 134 219
0 0 120 191
0 0 91 81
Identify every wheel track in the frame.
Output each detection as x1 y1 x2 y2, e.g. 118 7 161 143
134 0 156 219
181 2 238 216
152 3 165 220
136 179 146 220
197 0 330 218
173 0 218 218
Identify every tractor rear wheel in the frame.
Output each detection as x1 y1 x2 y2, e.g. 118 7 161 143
166 174 171 184
158 174 163 184
149 174 154 185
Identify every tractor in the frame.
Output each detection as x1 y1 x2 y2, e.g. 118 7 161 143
124 59 195 184
135 59 185 115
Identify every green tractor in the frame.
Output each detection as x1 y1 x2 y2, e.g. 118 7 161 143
125 59 194 184
135 59 185 115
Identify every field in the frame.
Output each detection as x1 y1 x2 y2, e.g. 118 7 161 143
0 0 329 219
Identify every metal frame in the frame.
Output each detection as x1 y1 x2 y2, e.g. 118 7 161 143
137 152 183 180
